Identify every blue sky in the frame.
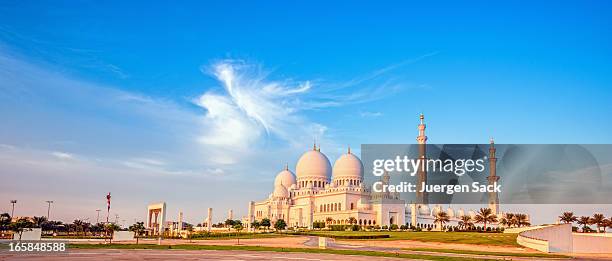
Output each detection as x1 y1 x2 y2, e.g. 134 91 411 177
1 1 611 225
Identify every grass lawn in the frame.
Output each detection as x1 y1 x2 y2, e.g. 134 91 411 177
303 231 519 246
69 243 496 261
406 248 569 258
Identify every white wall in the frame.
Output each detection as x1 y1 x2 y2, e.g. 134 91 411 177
517 224 612 253
112 231 135 241
12 228 41 241
573 233 612 253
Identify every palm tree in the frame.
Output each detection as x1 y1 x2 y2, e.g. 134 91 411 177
499 213 514 228
602 219 611 233
325 217 333 226
474 208 497 231
578 216 592 232
348 217 357 225
73 219 84 236
516 214 530 227
32 216 48 228
559 212 577 224
591 214 605 233
458 215 472 231
434 211 450 231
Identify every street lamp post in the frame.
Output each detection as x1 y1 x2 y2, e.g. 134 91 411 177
10 200 17 217
96 209 101 224
45 200 54 220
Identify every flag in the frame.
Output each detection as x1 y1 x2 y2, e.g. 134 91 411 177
106 192 111 212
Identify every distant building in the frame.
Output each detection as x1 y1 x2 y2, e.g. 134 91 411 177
247 114 512 230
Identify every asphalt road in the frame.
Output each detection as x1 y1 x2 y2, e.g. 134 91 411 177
0 249 414 261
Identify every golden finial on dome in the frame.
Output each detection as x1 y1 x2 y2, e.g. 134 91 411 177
348 145 351 154
419 113 424 124
284 163 288 171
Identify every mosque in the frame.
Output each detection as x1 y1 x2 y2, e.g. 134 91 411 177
245 114 502 230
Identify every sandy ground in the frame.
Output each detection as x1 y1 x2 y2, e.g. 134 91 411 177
40 236 612 260
339 239 539 253
0 249 413 261
110 236 315 248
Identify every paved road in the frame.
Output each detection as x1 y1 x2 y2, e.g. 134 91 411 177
0 249 413 261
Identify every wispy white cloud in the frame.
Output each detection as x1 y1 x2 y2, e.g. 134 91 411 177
195 60 329 160
51 151 74 160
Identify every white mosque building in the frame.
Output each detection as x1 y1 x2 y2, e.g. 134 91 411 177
245 114 504 230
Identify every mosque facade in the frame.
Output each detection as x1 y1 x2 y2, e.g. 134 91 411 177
246 114 502 230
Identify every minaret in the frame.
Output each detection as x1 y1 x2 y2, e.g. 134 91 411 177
178 211 183 232
206 208 213 232
415 114 428 205
487 138 500 215
247 201 255 230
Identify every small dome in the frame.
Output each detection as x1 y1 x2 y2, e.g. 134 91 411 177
272 184 289 198
332 150 364 180
296 149 331 181
447 207 455 218
457 209 465 217
274 168 296 187
468 210 476 219
432 205 441 216
419 205 430 215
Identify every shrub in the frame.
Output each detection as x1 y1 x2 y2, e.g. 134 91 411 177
389 224 398 230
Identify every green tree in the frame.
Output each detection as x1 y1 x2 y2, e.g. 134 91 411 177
129 222 146 244
0 213 11 231
224 219 235 231
10 218 34 242
104 223 121 243
250 220 261 231
591 213 605 233
559 212 577 224
260 218 271 231
474 208 497 231
434 211 450 231
184 223 194 242
274 219 287 231
233 223 244 244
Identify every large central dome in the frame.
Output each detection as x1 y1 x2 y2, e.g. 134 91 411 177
296 149 332 181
